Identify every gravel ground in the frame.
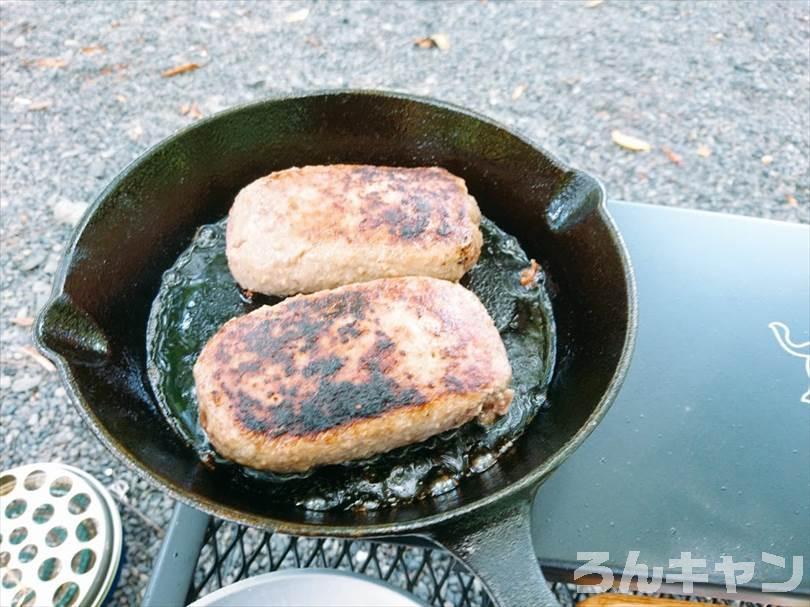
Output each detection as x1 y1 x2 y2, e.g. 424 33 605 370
1 0 808 604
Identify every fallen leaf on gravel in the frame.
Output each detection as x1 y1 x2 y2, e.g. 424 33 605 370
785 194 798 207
180 102 203 119
761 154 774 165
611 130 651 152
661 145 683 165
415 33 450 50
28 100 51 111
161 62 200 77
285 8 310 22
305 35 322 47
11 317 34 327
18 346 56 373
511 84 527 100
431 34 450 49
100 63 128 76
585 0 604 6
81 45 106 55
34 57 67 68
696 144 711 157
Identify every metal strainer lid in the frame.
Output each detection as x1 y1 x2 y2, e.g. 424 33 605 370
0 463 123 607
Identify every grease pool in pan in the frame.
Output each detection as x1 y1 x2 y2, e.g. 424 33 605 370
146 216 556 511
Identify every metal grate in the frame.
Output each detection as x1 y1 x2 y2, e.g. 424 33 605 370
188 518 493 606
186 518 763 606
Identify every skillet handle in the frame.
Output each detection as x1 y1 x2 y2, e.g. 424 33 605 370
429 497 560 607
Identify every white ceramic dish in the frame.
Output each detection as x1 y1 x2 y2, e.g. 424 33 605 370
187 568 426 607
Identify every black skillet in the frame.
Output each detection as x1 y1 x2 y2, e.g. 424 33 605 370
35 91 637 607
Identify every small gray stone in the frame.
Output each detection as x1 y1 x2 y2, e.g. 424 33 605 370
5 430 19 446
11 375 42 393
19 250 47 271
43 253 61 274
90 159 106 179
53 199 89 226
32 280 51 294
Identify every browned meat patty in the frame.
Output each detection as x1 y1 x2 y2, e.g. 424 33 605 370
226 164 483 296
193 277 512 473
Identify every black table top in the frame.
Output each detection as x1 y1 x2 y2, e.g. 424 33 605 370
532 202 810 599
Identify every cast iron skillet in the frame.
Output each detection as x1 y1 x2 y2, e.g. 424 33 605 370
35 91 637 607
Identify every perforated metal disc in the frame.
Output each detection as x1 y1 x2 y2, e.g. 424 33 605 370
0 463 122 607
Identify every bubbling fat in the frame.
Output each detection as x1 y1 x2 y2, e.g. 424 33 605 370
146 216 556 511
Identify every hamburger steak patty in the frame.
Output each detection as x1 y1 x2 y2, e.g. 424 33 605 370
226 164 483 296
193 277 513 473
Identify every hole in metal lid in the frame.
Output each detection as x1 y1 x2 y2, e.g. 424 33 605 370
49 477 72 498
2 568 21 588
11 587 36 607
70 548 96 574
53 581 80 607
67 493 90 515
18 545 37 563
45 527 68 548
75 519 98 542
38 557 61 581
5 499 27 519
0 474 16 496
23 471 46 491
32 503 54 524
9 527 27 545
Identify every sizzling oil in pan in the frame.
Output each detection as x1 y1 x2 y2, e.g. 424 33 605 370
147 217 556 511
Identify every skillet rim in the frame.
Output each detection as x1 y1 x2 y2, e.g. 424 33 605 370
35 89 638 537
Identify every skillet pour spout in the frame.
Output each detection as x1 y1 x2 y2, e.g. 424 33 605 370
35 91 637 606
